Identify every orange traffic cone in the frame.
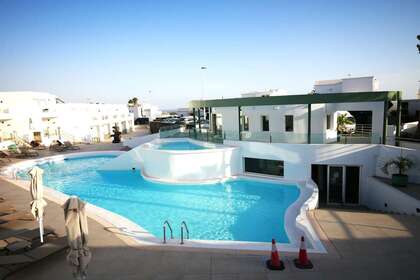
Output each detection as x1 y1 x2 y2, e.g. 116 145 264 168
294 236 313 269
266 239 285 270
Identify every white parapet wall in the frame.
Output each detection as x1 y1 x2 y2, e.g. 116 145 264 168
101 138 241 182
123 133 159 149
366 177 420 215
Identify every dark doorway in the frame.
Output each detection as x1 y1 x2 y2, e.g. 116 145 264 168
328 166 344 204
311 165 328 205
345 166 360 204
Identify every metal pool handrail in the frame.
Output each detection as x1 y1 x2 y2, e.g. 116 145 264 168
180 221 190 245
163 220 173 243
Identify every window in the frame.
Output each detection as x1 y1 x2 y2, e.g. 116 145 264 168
285 115 293 132
262 116 269 131
242 116 249 131
244 157 284 177
326 115 331 129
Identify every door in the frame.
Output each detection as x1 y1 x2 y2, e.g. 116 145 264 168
345 166 360 204
328 166 344 204
33 132 42 143
311 165 328 205
327 165 360 205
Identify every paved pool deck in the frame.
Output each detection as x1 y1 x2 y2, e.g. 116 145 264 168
1 177 419 280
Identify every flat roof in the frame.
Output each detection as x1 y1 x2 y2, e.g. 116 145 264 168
189 91 400 108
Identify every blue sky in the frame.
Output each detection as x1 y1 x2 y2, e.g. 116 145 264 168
0 0 419 109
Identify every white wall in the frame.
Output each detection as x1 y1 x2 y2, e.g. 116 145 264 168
0 92 60 144
375 145 420 183
224 141 420 207
314 76 378 94
342 77 377 92
212 107 239 139
123 133 159 148
366 177 420 215
326 101 385 142
57 103 134 143
101 138 241 182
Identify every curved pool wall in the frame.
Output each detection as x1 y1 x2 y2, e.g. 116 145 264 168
1 150 325 253
101 138 242 182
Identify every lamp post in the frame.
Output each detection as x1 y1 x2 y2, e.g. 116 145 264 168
200 66 207 100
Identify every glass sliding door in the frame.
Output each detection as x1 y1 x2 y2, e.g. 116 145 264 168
328 166 343 204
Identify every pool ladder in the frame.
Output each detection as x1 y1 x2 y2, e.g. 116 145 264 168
180 221 189 245
162 220 173 244
162 220 190 245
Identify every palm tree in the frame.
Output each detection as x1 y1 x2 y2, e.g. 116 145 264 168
336 114 354 134
128 97 139 106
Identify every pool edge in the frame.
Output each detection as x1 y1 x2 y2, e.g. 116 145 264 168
1 151 326 254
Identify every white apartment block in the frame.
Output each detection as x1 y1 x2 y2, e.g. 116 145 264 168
193 76 394 145
314 76 379 94
57 103 134 143
128 102 162 121
0 91 134 145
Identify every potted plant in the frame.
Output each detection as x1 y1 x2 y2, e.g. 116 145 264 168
381 150 415 187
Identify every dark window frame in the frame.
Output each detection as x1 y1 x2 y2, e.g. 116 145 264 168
244 157 284 177
242 115 249 131
326 114 331 129
261 115 269 131
285 115 294 132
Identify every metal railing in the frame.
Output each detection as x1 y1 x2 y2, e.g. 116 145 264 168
159 126 382 145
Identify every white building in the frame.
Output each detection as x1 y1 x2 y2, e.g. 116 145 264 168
0 91 134 145
241 89 288 98
314 76 379 94
128 102 162 122
0 92 60 144
206 77 388 145
57 103 134 143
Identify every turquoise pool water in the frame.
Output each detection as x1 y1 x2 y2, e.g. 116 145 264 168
158 141 208 150
17 156 300 243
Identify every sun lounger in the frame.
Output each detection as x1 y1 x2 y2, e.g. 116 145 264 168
63 141 80 150
15 147 39 158
49 143 66 152
0 150 13 159
0 227 67 279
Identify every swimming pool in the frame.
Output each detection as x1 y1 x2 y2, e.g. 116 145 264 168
16 155 300 243
158 140 208 150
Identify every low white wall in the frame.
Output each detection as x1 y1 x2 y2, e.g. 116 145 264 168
366 177 420 215
101 138 241 182
375 145 420 184
224 141 380 206
123 133 159 148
